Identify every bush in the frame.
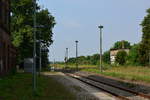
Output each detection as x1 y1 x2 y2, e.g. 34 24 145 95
116 50 127 65
10 67 17 75
103 51 110 64
127 44 140 66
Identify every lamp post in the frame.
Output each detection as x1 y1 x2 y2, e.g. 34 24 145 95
65 48 68 69
149 50 150 67
35 25 44 76
98 25 103 72
33 0 37 93
39 31 41 76
75 40 78 70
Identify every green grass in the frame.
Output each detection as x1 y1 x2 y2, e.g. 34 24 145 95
55 64 98 69
0 73 76 100
81 66 150 83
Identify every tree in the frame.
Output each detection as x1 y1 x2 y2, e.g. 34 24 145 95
111 40 131 49
77 56 86 65
11 0 56 67
127 44 140 65
67 54 99 65
41 52 49 68
90 54 99 65
67 58 76 64
36 9 55 46
116 50 127 65
103 51 110 64
139 8 150 66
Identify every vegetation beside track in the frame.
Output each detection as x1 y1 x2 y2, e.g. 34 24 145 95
54 64 97 69
81 66 150 83
0 73 76 100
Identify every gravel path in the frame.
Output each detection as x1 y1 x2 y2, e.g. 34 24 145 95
43 72 116 100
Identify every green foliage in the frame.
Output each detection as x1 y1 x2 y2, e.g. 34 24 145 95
116 50 127 65
102 51 110 64
36 9 55 46
11 0 56 67
67 52 110 66
127 44 140 65
77 56 86 64
90 54 99 65
41 52 49 68
67 54 99 65
138 8 150 66
67 58 76 64
9 67 17 76
111 40 131 49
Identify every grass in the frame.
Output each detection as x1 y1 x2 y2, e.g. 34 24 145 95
0 73 76 100
81 66 150 83
54 64 97 69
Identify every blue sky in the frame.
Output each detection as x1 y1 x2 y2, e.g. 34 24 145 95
38 0 150 61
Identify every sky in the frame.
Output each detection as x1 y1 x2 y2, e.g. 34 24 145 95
38 0 150 61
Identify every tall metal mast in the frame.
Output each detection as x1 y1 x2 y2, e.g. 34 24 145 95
33 0 37 92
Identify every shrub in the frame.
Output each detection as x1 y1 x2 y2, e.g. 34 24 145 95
116 50 127 65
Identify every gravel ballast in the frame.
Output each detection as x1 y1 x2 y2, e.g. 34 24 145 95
43 72 116 100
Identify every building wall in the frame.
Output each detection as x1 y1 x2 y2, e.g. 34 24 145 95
0 0 16 75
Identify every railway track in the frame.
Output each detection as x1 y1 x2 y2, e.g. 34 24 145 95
66 73 150 100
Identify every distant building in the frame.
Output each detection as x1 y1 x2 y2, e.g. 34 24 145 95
24 58 33 73
0 0 16 75
110 49 129 64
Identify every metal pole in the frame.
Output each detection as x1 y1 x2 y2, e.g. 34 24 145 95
65 48 68 69
149 50 150 67
75 41 78 70
39 31 41 76
66 48 68 62
54 59 55 68
98 26 103 72
33 0 37 93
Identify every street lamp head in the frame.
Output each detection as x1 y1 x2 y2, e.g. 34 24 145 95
41 47 49 52
35 25 50 28
98 25 103 29
75 40 78 43
35 25 45 28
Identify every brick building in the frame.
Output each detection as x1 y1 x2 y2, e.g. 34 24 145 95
0 0 16 75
